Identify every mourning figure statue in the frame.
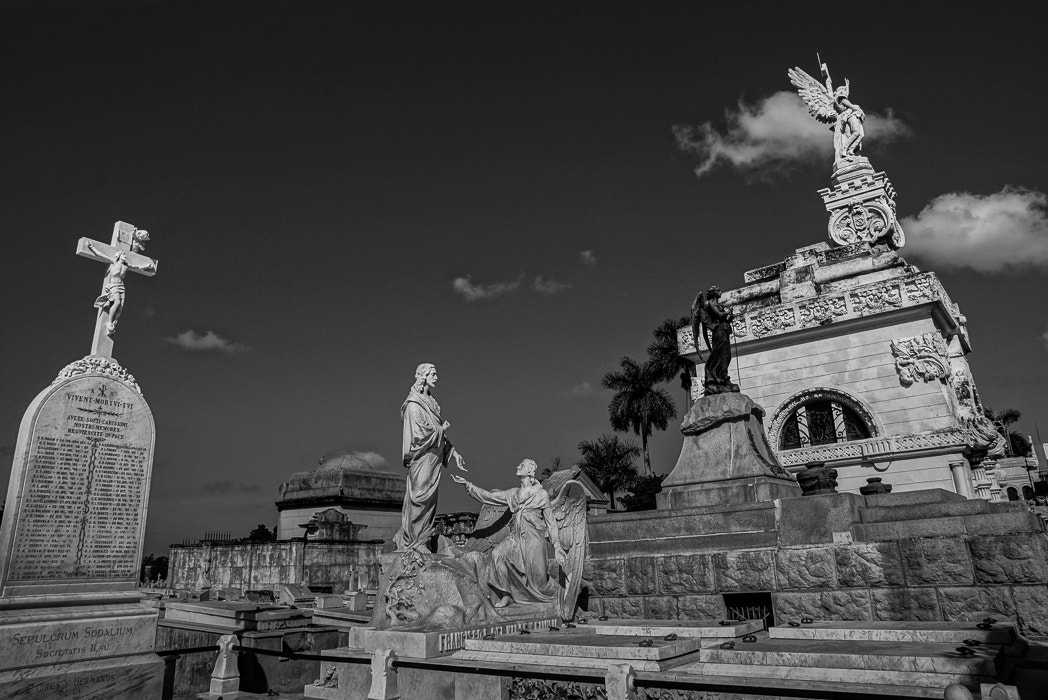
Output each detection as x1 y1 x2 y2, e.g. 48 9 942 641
452 459 588 620
692 285 739 395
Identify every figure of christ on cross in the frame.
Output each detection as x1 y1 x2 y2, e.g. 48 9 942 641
76 221 158 358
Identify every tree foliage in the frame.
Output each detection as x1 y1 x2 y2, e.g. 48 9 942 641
620 473 666 512
577 434 641 510
647 316 693 391
247 523 277 542
602 356 677 475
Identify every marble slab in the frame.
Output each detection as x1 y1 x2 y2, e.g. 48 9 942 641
584 618 763 638
463 631 704 661
769 620 1017 645
697 638 1000 675
350 616 559 658
0 650 164 699
164 601 312 631
310 607 372 630
0 371 155 598
2 609 157 669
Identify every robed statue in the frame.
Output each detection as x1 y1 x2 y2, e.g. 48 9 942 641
788 59 866 168
692 285 739 395
394 363 468 552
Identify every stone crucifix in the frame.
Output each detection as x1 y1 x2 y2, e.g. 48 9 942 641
76 221 158 358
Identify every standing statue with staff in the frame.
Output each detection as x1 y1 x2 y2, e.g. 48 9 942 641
788 57 867 168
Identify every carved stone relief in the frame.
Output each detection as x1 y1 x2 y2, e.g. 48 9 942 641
903 276 936 303
890 333 951 386
848 283 902 315
750 307 796 338
798 296 846 327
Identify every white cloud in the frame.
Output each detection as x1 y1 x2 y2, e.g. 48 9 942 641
902 188 1048 273
533 276 572 296
674 91 910 177
579 250 598 266
351 450 388 469
561 381 594 398
451 274 523 302
165 330 247 354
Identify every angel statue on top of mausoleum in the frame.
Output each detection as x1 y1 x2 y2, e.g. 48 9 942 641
788 58 866 167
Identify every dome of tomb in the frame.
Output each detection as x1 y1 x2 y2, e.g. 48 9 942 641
316 453 381 473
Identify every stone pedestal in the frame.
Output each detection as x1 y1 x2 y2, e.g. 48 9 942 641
658 393 800 509
0 357 163 698
818 158 904 249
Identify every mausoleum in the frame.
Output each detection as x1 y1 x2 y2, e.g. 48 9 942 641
678 165 1003 498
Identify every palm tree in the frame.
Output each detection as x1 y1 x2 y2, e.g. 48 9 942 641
602 356 677 475
577 434 641 510
647 316 693 393
984 407 1030 457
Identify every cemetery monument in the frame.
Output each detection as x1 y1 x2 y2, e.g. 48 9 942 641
0 222 164 698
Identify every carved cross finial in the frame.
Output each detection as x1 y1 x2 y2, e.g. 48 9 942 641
76 221 158 359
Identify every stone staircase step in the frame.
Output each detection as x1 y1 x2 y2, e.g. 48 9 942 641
859 499 991 523
852 510 1043 540
697 638 1000 676
584 618 763 638
680 660 994 690
768 621 1017 645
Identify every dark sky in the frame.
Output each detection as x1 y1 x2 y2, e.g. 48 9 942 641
2 2 1046 556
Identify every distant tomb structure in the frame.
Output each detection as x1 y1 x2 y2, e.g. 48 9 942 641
276 453 405 544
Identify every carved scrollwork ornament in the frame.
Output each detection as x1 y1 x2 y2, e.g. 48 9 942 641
828 199 897 246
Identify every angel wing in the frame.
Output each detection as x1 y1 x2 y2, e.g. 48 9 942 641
787 67 836 124
550 479 589 621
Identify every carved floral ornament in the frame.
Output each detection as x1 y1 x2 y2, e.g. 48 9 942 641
890 333 951 386
51 355 141 394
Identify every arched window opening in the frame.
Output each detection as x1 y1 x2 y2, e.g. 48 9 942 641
1006 487 1020 502
1022 485 1034 500
779 399 872 451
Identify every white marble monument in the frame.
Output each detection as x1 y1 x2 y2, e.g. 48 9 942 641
0 221 164 698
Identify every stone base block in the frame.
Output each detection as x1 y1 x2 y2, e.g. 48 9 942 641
0 651 164 699
657 476 801 509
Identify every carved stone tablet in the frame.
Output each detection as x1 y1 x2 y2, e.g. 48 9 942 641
0 359 155 597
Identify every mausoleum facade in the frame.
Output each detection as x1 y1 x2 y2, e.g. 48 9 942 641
679 169 1003 498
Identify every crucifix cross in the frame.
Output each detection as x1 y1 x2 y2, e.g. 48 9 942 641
76 221 159 359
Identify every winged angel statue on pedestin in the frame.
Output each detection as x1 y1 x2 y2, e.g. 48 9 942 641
788 59 866 168
453 460 587 618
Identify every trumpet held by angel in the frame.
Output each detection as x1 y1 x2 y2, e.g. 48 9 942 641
788 59 866 166
452 459 588 621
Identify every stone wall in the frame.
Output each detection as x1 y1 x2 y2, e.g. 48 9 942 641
586 490 1048 636
169 539 383 596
